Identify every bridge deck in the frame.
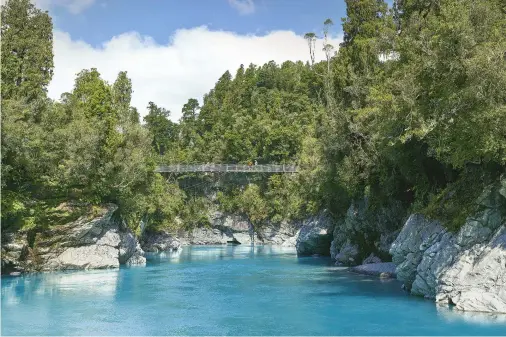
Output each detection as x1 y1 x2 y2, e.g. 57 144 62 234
155 164 298 173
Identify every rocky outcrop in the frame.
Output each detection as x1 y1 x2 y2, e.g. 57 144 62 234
390 177 506 313
258 220 301 246
362 253 382 265
163 210 329 253
330 199 404 266
1 204 146 274
295 212 334 256
332 240 359 265
390 214 445 292
119 228 146 266
141 230 181 252
176 211 303 247
178 212 260 245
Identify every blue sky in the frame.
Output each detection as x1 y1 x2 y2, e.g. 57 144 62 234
50 0 347 46
31 0 351 121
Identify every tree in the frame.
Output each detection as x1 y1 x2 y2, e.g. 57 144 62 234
304 32 317 67
70 68 114 119
143 102 177 156
181 98 200 122
322 19 335 74
1 0 53 102
112 71 136 124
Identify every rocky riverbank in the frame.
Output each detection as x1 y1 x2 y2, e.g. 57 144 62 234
329 199 404 266
1 205 333 275
143 210 334 255
390 177 506 313
2 177 505 315
1 204 146 274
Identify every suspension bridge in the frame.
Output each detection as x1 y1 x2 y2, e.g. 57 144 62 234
155 164 298 173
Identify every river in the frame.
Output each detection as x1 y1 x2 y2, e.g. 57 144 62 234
2 245 505 335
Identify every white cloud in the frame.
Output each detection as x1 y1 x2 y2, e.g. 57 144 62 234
228 0 255 15
50 27 342 122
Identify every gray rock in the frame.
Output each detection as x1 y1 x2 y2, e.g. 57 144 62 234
35 204 122 271
296 212 334 256
1 203 147 273
335 240 359 265
389 214 445 290
184 227 231 245
50 244 120 270
178 212 261 245
173 206 313 248
125 252 146 266
330 199 405 266
411 231 457 298
362 253 382 265
436 226 506 313
119 230 138 263
141 230 181 252
119 227 146 266
1 233 29 273
349 262 397 278
390 177 506 313
258 220 301 246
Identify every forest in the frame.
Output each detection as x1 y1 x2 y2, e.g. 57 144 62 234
1 0 505 237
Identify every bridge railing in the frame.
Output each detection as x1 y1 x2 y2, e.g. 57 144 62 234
155 164 298 173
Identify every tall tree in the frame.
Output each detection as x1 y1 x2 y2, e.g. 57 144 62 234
304 32 317 67
70 68 114 120
143 102 177 156
112 71 132 109
1 0 54 102
112 71 140 125
181 98 200 122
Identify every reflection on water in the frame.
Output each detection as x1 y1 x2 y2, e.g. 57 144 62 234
2 244 506 336
147 244 298 264
2 269 119 306
437 303 506 325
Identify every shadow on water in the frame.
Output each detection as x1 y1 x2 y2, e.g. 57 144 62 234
436 304 506 325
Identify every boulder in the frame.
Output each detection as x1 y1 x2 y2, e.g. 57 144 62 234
295 212 334 256
1 233 29 274
141 230 181 252
48 244 120 270
334 240 359 265
436 226 506 313
362 253 382 265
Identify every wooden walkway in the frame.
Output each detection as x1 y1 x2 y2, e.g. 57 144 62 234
155 164 298 173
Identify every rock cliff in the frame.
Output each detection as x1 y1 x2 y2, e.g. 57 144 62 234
143 210 333 256
330 199 404 266
390 177 506 313
1 204 146 274
295 212 334 256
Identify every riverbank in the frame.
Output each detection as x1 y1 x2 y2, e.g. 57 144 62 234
2 177 505 314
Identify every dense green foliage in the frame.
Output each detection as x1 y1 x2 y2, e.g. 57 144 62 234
1 0 183 234
2 0 505 236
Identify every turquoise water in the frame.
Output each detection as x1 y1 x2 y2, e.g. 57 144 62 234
2 245 506 335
